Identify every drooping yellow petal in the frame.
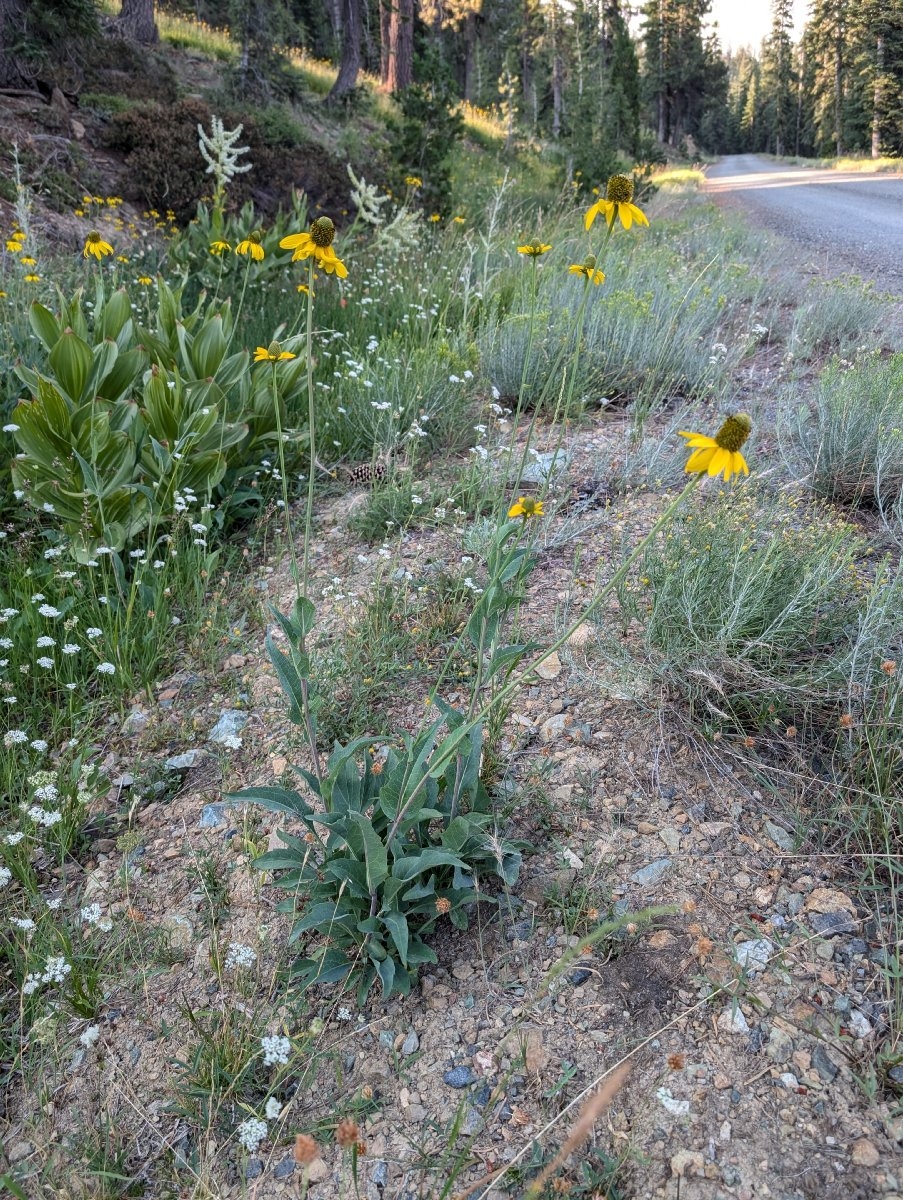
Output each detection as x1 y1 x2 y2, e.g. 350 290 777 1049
619 205 634 230
679 432 718 451
685 446 716 473
628 203 649 227
280 232 315 251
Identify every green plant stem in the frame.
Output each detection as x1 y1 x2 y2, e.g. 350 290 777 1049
395 475 703 828
302 259 316 599
272 365 302 590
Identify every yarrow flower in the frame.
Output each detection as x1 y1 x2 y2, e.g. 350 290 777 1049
517 240 552 257
679 413 752 482
261 1034 291 1066
237 1117 268 1153
253 341 297 363
83 232 114 259
568 255 605 285
508 496 545 519
280 217 348 278
584 174 649 232
236 231 265 261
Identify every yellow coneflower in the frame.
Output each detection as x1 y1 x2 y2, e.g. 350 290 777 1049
568 255 605 285
23 273 41 283
236 231 265 261
6 238 24 253
209 240 231 255
679 413 752 482
429 213 441 223
584 174 649 232
517 240 552 257
253 341 297 363
280 217 347 278
405 175 422 187
137 275 154 285
19 255 37 266
508 496 544 519
83 232 114 260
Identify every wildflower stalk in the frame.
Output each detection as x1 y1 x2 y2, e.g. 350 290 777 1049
302 259 317 599
394 475 703 829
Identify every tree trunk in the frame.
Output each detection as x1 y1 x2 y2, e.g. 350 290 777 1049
117 0 158 45
383 0 413 93
380 0 392 85
833 33 842 156
871 34 883 159
0 0 29 88
327 0 362 103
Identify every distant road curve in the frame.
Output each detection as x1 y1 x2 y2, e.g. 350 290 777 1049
705 154 903 297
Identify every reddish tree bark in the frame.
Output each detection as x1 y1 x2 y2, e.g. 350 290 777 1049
116 0 158 45
327 0 362 103
382 0 414 93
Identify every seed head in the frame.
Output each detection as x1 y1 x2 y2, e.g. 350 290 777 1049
335 1117 359 1148
293 1133 319 1164
606 174 634 204
310 217 336 248
714 412 752 453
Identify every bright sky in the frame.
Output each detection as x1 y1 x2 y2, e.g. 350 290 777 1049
707 0 810 52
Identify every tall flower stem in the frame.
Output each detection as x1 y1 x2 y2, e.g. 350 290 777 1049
395 475 702 823
302 258 317 600
271 364 302 593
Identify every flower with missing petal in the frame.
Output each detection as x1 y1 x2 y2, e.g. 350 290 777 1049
584 174 649 232
236 231 265 260
517 240 552 257
83 232 114 259
280 217 348 278
568 254 605 285
210 239 232 255
254 341 297 363
508 496 544 519
679 413 752 481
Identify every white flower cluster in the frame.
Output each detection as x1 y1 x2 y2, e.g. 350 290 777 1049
236 1116 268 1153
225 941 256 970
22 955 72 995
261 1034 291 1066
197 115 252 198
347 164 389 227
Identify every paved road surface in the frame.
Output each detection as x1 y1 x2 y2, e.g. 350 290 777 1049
706 154 903 297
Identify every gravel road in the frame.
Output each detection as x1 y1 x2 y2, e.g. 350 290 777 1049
706 154 903 297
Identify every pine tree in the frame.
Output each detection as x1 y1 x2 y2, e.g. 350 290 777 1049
761 0 795 154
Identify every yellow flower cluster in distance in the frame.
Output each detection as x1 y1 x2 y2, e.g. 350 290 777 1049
254 341 297 364
680 413 752 481
584 174 649 232
280 216 347 278
517 240 551 257
405 175 422 188
508 496 544 519
83 231 115 259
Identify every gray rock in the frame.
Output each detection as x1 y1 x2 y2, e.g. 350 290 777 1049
630 859 672 887
199 803 227 829
764 820 795 851
506 918 534 942
833 996 852 1013
462 1105 485 1136
733 938 773 971
378 1030 395 1050
516 449 570 485
848 1010 873 1039
539 714 569 742
766 1027 793 1063
659 827 682 854
160 913 193 950
443 1065 476 1089
849 938 868 955
112 773 134 788
812 1044 838 1082
787 893 804 916
245 1158 263 1180
164 748 207 771
401 1030 419 1056
122 709 149 735
569 963 594 986
273 1158 295 1179
888 1065 903 1085
779 1072 800 1089
810 912 857 936
372 1161 389 1187
208 710 248 744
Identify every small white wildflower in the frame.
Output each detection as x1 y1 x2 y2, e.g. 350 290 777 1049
448 374 462 383
62 644 80 655
4 832 25 845
236 1117 268 1154
0 637 11 648
12 917 35 931
337 1006 352 1021
81 903 102 925
27 807 63 827
41 503 55 513
153 560 165 569
264 1097 282 1120
2 423 20 433
22 974 42 995
225 942 256 970
31 594 45 603
4 730 28 747
0 866 11 888
80 1024 101 1047
220 734 242 750
191 523 207 533
41 956 71 984
261 1034 291 1066
33 784 59 803
85 627 102 640
38 604 60 618
36 636 55 648
36 656 54 669
96 662 116 675
43 547 63 560
46 896 62 910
